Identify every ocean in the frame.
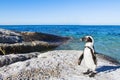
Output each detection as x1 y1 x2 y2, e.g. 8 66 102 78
0 25 120 62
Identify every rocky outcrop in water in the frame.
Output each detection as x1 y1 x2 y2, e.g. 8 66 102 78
0 29 70 55
0 29 22 43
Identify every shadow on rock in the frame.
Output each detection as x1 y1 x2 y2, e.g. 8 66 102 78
96 66 120 73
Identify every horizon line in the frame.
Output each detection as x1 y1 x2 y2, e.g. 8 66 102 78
0 24 120 26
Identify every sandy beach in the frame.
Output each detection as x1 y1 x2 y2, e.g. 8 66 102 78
0 50 119 80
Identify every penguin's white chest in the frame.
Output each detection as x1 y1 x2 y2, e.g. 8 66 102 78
83 47 96 71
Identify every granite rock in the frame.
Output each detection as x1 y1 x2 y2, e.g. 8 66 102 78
0 50 119 80
0 29 22 43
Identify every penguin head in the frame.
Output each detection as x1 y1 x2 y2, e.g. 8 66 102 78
80 36 94 43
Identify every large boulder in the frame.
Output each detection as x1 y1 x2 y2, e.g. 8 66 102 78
0 29 70 54
0 50 119 80
0 41 62 54
0 52 40 67
0 29 22 43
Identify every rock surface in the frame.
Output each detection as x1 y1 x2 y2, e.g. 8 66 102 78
0 41 63 54
0 52 40 67
0 50 119 80
0 29 70 54
0 29 22 43
21 32 70 42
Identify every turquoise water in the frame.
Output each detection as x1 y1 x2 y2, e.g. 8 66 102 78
0 25 120 62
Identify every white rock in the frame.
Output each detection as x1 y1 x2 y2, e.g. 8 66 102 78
0 50 119 80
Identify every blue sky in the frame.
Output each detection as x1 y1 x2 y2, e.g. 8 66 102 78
0 0 120 25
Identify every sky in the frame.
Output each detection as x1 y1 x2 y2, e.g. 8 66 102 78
0 0 120 25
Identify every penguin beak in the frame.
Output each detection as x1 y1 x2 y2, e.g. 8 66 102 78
80 37 85 42
80 38 82 41
80 36 88 42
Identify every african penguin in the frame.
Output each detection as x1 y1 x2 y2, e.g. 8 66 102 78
78 36 97 77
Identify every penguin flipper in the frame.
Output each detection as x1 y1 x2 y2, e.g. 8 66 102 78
78 53 83 65
93 54 97 65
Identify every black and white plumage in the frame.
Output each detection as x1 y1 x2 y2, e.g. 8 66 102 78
78 36 97 77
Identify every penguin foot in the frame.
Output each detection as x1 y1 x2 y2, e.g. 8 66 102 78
83 70 92 75
89 72 97 77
